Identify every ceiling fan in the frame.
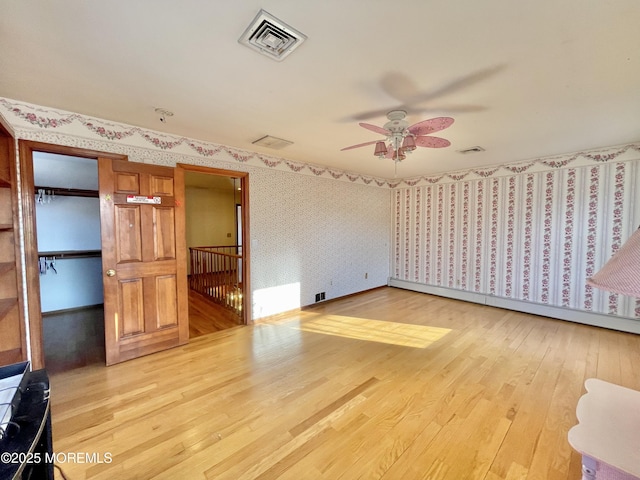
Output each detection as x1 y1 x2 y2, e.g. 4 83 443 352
347 65 504 122
341 110 454 162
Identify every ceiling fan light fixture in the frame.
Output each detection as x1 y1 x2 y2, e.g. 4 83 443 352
341 110 453 165
393 149 406 162
401 135 416 152
374 141 388 158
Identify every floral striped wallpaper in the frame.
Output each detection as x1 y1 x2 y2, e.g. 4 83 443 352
392 154 640 319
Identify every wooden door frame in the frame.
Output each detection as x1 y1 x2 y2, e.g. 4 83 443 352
177 163 251 325
18 140 127 369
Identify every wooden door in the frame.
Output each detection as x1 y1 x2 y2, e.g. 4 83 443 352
99 158 188 365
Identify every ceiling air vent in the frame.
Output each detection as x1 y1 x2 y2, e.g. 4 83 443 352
457 146 486 154
252 135 293 150
238 10 307 61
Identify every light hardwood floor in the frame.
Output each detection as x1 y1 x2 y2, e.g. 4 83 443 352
40 291 239 376
188 289 243 338
50 287 640 479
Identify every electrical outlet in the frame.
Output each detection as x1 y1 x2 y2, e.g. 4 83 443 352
315 293 321 302
320 292 325 300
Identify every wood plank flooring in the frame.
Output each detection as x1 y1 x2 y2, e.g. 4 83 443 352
49 287 640 479
188 289 243 337
41 291 240 375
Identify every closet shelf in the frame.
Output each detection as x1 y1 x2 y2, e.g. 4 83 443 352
34 185 99 198
38 250 101 259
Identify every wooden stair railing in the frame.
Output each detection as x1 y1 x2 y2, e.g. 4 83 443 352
189 246 243 316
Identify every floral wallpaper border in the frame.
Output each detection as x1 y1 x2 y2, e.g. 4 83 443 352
1 97 639 188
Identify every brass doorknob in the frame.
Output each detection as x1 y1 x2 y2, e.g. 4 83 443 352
106 269 116 277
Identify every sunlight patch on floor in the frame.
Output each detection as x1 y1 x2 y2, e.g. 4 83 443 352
293 315 451 348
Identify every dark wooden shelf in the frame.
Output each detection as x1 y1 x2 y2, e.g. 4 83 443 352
35 185 98 198
38 250 101 259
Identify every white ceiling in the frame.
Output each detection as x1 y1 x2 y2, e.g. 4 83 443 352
2 1 639 179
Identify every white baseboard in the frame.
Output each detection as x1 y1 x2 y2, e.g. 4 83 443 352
388 278 640 335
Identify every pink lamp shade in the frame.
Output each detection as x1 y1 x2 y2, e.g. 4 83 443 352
392 149 406 162
587 228 640 297
374 141 387 158
401 135 417 152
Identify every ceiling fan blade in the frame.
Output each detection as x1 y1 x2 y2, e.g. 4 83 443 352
380 72 419 103
415 136 451 148
345 65 504 122
359 122 389 135
347 106 402 122
403 104 487 115
404 64 506 105
347 102 484 122
409 117 454 136
340 140 380 151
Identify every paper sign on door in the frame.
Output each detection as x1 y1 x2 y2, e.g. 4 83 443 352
126 195 161 204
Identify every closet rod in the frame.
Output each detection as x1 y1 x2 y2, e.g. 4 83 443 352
38 250 101 259
34 185 99 198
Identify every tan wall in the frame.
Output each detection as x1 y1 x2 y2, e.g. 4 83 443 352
185 186 238 249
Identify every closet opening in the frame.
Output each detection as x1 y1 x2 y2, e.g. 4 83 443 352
33 152 104 373
19 141 128 371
